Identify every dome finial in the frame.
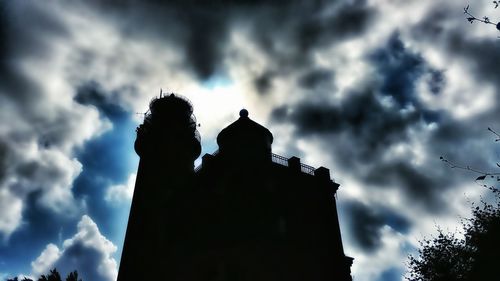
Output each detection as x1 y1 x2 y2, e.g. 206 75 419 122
239 109 249 118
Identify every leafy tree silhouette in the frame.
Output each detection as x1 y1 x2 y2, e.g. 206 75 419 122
407 192 500 281
406 129 500 281
5 277 32 281
64 271 81 281
6 269 82 281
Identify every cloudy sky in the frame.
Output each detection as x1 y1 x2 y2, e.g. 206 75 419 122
1 0 499 280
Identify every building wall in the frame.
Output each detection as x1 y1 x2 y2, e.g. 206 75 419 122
150 154 353 281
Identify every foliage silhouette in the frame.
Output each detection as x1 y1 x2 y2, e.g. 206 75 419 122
407 192 500 281
407 129 500 281
6 269 82 281
5 277 32 281
64 271 81 281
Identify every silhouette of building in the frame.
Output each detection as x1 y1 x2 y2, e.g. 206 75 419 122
117 94 353 281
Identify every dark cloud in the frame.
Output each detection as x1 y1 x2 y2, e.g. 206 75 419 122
346 201 384 252
0 140 7 183
271 33 460 209
0 1 10 68
74 82 129 119
363 161 448 211
74 82 109 107
295 0 375 52
369 33 426 107
37 0 375 91
410 6 449 38
253 71 275 94
239 0 375 90
326 0 374 37
448 35 500 92
298 68 334 90
273 33 437 137
183 10 228 80
0 2 69 102
87 0 372 84
0 1 68 57
411 5 500 96
77 0 336 81
272 89 421 161
427 69 445 95
342 200 410 252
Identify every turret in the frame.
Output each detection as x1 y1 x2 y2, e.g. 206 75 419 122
135 93 201 170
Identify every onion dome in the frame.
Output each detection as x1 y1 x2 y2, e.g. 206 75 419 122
217 109 273 157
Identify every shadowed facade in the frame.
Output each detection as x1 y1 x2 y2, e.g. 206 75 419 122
117 94 353 281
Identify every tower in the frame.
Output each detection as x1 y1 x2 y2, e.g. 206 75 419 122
118 95 353 280
117 94 201 281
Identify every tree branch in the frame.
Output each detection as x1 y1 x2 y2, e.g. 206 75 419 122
440 156 500 177
488 127 500 142
464 4 500 31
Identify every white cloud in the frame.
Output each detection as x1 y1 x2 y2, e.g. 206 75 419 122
31 215 117 281
31 244 61 277
105 173 136 204
0 136 92 238
0 189 23 240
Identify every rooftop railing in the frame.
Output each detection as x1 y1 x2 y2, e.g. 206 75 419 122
271 153 288 167
299 162 316 176
271 153 316 175
195 151 317 176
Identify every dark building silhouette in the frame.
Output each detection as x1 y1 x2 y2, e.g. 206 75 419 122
117 94 353 281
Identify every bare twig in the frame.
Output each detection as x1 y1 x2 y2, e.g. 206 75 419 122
440 127 500 192
488 127 500 141
464 4 500 31
440 156 500 176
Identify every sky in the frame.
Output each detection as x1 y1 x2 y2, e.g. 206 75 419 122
0 0 499 280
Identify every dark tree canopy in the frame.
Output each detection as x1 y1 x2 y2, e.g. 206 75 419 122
6 269 82 281
407 193 500 281
408 163 500 280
